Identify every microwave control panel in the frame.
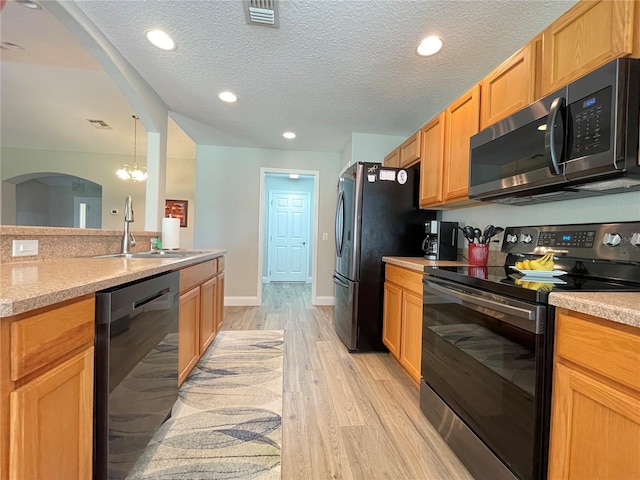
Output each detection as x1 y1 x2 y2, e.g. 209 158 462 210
569 86 612 159
502 222 640 262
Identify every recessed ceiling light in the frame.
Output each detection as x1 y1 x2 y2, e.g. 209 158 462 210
145 29 176 51
16 0 41 9
218 91 237 103
417 36 443 57
289 173 299 179
283 132 296 139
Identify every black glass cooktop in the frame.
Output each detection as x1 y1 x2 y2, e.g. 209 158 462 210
424 265 640 304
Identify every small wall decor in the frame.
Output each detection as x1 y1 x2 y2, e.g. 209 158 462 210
165 199 188 227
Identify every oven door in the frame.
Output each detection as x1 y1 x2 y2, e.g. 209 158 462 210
421 277 547 480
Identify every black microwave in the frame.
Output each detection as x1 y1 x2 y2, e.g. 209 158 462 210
468 58 640 205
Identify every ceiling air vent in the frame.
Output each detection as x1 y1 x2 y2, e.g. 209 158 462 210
243 0 279 27
87 119 112 130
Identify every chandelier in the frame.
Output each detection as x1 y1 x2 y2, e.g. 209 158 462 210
116 114 147 181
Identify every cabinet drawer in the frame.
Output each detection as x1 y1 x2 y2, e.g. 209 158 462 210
10 296 95 382
179 259 218 294
218 256 225 272
555 309 640 392
385 264 423 296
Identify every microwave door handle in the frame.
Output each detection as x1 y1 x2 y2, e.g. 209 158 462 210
545 96 565 175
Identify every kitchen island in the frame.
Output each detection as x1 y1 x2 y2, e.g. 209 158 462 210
0 248 226 480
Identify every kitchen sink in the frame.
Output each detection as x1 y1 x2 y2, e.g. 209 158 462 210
92 250 208 259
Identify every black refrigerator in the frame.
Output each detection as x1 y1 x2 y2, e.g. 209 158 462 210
332 162 437 352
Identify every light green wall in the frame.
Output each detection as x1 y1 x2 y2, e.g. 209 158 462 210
340 132 406 172
194 145 341 301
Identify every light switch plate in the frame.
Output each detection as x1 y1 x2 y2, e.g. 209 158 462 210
12 239 38 257
322 232 328 241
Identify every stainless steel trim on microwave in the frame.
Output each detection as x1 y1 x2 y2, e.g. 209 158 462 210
424 277 545 334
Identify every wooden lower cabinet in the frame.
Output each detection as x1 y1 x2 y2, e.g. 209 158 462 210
548 309 640 479
10 348 94 480
178 257 225 385
382 282 402 358
398 291 423 383
200 276 217 355
178 286 201 386
382 264 424 385
1 295 95 480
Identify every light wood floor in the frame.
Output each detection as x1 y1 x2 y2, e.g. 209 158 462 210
222 282 473 480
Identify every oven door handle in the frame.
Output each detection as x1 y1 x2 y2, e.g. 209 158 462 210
425 278 539 327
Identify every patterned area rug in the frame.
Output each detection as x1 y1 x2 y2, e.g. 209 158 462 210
128 330 284 479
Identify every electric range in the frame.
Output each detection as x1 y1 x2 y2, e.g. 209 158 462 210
420 221 640 480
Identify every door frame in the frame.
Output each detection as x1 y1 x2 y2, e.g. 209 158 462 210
267 190 311 283
258 167 320 305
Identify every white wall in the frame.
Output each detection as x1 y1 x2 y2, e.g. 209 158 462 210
340 132 407 172
262 174 315 280
442 191 640 249
16 179 49 226
194 145 341 303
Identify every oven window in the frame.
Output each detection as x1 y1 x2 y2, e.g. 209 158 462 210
422 294 540 480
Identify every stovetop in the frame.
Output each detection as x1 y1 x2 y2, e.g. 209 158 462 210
426 221 640 304
424 264 640 304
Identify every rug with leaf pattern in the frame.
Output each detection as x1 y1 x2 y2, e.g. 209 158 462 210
127 330 284 479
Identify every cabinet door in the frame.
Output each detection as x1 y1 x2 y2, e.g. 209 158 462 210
10 348 93 480
382 282 402 359
419 112 445 207
399 291 423 385
216 272 225 331
443 84 481 202
199 276 217 356
179 286 200 386
541 0 637 96
384 148 400 167
400 131 421 167
481 42 537 129
548 362 640 480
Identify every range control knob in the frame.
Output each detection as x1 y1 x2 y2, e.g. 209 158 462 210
506 233 518 244
602 232 622 247
520 233 533 244
631 233 640 246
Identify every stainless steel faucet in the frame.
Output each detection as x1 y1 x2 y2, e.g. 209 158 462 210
122 195 136 254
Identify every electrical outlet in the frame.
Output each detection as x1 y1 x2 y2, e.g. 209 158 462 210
12 239 38 257
322 232 328 241
110 209 119 215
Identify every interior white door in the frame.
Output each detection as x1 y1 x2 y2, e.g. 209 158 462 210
268 191 310 282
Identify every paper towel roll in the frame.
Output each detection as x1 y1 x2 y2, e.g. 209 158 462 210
162 217 180 250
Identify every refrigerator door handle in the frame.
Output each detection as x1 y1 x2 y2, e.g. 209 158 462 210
332 274 349 289
335 191 345 256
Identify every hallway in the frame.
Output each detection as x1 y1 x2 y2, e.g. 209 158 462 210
222 283 472 479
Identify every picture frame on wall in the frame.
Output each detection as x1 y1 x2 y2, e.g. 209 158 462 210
165 199 188 228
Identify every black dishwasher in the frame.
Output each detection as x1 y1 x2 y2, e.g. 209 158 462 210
94 271 180 480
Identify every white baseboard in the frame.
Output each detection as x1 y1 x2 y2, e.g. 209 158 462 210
262 276 269 284
306 277 312 284
313 296 335 306
224 296 260 306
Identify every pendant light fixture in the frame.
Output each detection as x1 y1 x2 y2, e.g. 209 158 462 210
116 115 147 181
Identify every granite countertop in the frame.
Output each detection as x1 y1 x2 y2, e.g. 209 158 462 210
382 256 471 272
0 250 226 318
549 292 640 329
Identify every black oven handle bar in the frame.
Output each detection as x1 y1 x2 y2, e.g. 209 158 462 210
424 277 546 334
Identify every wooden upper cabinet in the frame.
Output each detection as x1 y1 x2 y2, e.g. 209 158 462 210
399 130 421 167
541 0 638 96
480 41 537 130
384 148 400 167
419 112 446 207
443 84 481 203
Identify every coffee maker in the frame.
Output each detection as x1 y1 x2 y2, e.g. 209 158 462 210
422 220 458 260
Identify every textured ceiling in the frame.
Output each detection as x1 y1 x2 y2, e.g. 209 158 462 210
2 0 578 157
